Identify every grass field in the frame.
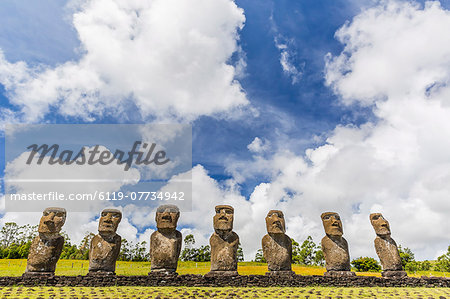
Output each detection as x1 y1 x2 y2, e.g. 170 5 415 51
0 259 449 278
0 260 450 298
0 286 448 298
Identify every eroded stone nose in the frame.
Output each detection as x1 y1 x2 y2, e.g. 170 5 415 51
161 211 171 220
44 212 56 224
103 214 113 223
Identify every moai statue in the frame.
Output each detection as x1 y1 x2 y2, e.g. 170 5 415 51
206 205 239 277
24 207 66 276
370 213 407 278
149 204 182 274
321 212 356 277
88 209 122 275
262 210 294 276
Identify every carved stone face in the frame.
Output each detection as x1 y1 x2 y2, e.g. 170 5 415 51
213 205 234 231
38 207 66 233
370 213 391 236
156 204 180 230
265 210 285 234
321 212 343 237
98 209 122 234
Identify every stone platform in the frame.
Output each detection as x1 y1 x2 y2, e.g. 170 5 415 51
0 274 448 287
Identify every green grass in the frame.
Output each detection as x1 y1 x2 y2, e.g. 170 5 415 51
0 259 449 278
0 286 449 298
1 260 450 298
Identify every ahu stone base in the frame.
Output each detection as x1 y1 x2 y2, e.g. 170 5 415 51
382 270 408 278
2 274 449 287
205 271 239 277
323 270 356 277
265 271 296 277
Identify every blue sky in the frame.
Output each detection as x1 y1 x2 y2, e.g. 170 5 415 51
1 0 450 261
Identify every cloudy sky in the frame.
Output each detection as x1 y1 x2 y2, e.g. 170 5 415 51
1 0 450 262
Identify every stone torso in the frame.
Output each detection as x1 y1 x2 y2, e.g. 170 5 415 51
321 235 351 271
262 234 292 271
374 236 402 271
210 231 239 271
89 234 121 272
150 230 182 270
26 234 64 273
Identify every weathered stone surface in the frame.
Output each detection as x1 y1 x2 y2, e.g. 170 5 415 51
323 270 356 277
320 212 355 276
4 273 450 288
208 205 239 276
89 209 122 274
149 205 182 273
382 270 408 278
370 213 405 276
25 207 66 274
204 270 239 277
265 270 296 277
262 210 293 273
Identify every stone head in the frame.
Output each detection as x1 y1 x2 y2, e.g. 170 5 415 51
265 210 286 234
321 212 343 237
38 207 66 234
156 204 180 231
98 208 122 234
213 205 234 232
370 213 391 236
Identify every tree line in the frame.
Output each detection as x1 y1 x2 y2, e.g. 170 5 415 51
1 222 449 272
253 236 325 266
0 222 149 261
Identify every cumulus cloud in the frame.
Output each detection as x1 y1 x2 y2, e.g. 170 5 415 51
2 144 142 245
0 0 248 122
325 0 450 106
223 0 450 260
3 0 450 263
247 137 270 154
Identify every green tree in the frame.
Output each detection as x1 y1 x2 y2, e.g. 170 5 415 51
404 260 432 272
420 260 432 271
180 234 197 261
237 243 244 262
131 241 149 261
59 231 78 259
17 242 31 258
435 246 450 272
298 236 321 265
292 239 301 264
20 224 38 244
254 249 266 263
118 239 132 261
75 232 94 260
0 223 21 248
351 257 381 272
398 245 415 269
195 245 211 262
292 237 324 266
180 234 211 262
184 234 195 248
314 249 325 266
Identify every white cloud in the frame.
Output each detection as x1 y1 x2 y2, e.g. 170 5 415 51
325 0 450 106
247 137 270 154
222 0 450 261
2 145 141 245
0 0 248 122
274 36 303 84
3 0 450 264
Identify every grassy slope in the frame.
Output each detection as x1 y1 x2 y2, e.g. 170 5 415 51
0 259 448 278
